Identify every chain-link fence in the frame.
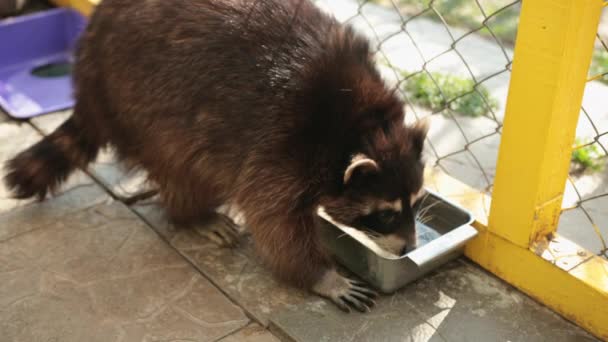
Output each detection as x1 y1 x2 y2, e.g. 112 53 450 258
314 0 608 260
314 0 520 198
559 8 608 260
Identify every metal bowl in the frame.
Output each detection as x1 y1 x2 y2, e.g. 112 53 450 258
318 189 478 294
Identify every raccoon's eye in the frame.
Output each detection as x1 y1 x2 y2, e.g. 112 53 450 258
378 210 397 223
356 211 395 233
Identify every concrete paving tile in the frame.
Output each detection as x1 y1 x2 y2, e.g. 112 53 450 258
219 324 281 342
0 120 106 215
559 164 608 258
423 114 500 191
268 259 598 342
398 260 599 342
28 110 71 133
132 199 312 326
269 300 445 342
30 111 153 202
559 208 607 258
0 199 249 342
132 198 596 342
92 148 153 202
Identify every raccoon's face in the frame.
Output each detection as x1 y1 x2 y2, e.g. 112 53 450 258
319 119 429 256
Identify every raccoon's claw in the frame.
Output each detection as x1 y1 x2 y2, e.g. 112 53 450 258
215 203 247 228
312 269 378 313
195 215 241 247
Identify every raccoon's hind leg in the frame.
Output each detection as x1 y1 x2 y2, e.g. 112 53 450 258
200 202 247 246
159 185 242 247
245 211 377 312
216 202 247 228
193 203 246 247
193 215 241 247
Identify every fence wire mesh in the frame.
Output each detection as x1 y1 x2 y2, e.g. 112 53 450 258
313 0 520 210
314 0 607 259
560 7 608 260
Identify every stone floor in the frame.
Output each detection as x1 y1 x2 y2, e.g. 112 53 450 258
0 110 601 342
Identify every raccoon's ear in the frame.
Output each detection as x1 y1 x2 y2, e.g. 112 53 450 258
344 153 379 184
410 117 430 158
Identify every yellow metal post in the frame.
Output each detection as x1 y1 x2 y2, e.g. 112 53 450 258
49 0 98 16
464 0 608 339
489 0 602 247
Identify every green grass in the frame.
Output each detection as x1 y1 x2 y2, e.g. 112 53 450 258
369 0 521 45
571 139 605 172
402 71 498 117
590 48 608 85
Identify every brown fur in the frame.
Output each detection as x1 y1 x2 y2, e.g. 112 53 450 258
3 0 427 290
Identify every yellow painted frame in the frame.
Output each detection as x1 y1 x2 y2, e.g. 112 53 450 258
51 0 608 338
464 0 608 339
48 0 98 16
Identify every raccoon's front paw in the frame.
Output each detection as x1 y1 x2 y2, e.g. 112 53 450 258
194 215 241 247
312 269 377 313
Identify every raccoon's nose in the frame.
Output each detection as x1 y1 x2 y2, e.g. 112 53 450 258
399 245 409 256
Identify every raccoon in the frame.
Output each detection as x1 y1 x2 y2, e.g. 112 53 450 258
0 0 28 18
3 0 428 312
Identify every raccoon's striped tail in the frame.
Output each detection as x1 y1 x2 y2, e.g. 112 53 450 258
3 117 100 201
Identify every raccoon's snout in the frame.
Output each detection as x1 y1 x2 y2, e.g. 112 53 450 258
396 222 418 255
369 233 409 256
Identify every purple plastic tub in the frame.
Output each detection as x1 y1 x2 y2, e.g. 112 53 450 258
0 8 87 119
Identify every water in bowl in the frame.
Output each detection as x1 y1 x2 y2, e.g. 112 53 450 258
414 222 442 248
